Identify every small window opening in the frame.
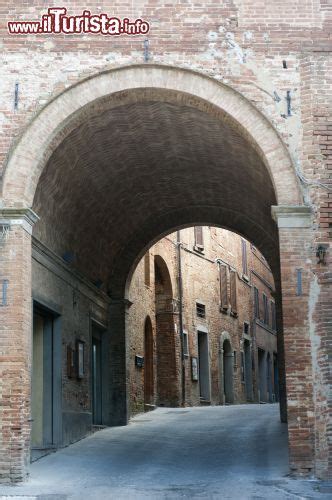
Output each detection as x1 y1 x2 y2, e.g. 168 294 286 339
196 302 206 318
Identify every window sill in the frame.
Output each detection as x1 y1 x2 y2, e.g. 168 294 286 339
255 318 277 335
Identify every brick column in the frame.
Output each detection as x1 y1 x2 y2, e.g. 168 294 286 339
275 291 287 422
0 209 38 483
272 205 316 477
108 298 130 426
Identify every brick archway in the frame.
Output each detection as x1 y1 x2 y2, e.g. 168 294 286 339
219 332 234 405
2 64 302 208
154 255 180 407
0 64 323 482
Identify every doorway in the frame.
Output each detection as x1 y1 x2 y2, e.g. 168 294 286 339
91 323 104 425
244 340 253 401
31 305 61 461
155 256 179 406
273 353 279 402
198 331 210 402
144 317 154 407
258 348 267 402
267 352 273 403
223 339 234 404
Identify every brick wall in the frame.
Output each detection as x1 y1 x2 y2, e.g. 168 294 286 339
127 227 277 410
0 0 331 482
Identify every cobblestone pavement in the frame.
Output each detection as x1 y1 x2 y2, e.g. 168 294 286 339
0 405 329 499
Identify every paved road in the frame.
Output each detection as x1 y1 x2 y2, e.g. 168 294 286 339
0 405 326 499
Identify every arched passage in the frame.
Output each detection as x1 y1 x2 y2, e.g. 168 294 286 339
154 256 180 407
0 65 319 481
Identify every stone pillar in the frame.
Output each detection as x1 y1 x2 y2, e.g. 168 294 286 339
272 205 316 477
0 209 38 483
108 298 130 426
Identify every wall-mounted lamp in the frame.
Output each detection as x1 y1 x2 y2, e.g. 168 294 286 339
316 245 327 265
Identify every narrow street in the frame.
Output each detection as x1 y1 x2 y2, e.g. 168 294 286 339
0 405 324 499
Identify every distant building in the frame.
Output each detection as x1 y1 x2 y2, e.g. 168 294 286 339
127 227 278 414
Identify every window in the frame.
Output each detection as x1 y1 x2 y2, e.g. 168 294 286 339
219 264 228 311
229 270 237 316
254 287 260 319
263 293 269 326
183 331 189 357
144 252 150 286
243 322 250 335
271 301 276 331
194 226 204 250
241 238 248 276
196 302 206 318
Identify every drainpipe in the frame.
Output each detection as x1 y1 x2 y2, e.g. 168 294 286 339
177 230 186 406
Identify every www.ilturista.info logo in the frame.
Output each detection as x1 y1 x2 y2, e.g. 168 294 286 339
8 8 150 35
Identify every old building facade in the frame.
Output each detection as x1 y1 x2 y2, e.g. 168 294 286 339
0 0 331 484
29 227 278 464
128 227 278 414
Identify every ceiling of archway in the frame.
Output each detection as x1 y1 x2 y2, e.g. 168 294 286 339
33 99 278 292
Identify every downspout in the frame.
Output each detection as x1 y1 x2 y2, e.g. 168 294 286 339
177 230 186 406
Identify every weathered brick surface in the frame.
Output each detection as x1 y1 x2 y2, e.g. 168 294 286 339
0 0 331 483
128 228 277 411
0 224 32 482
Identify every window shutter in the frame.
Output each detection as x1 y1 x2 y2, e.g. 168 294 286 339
254 287 260 319
263 294 269 325
144 252 150 286
241 238 248 275
219 264 228 310
230 270 237 315
194 226 204 248
271 301 276 331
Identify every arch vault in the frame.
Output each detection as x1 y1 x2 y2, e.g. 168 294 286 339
0 65 320 481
